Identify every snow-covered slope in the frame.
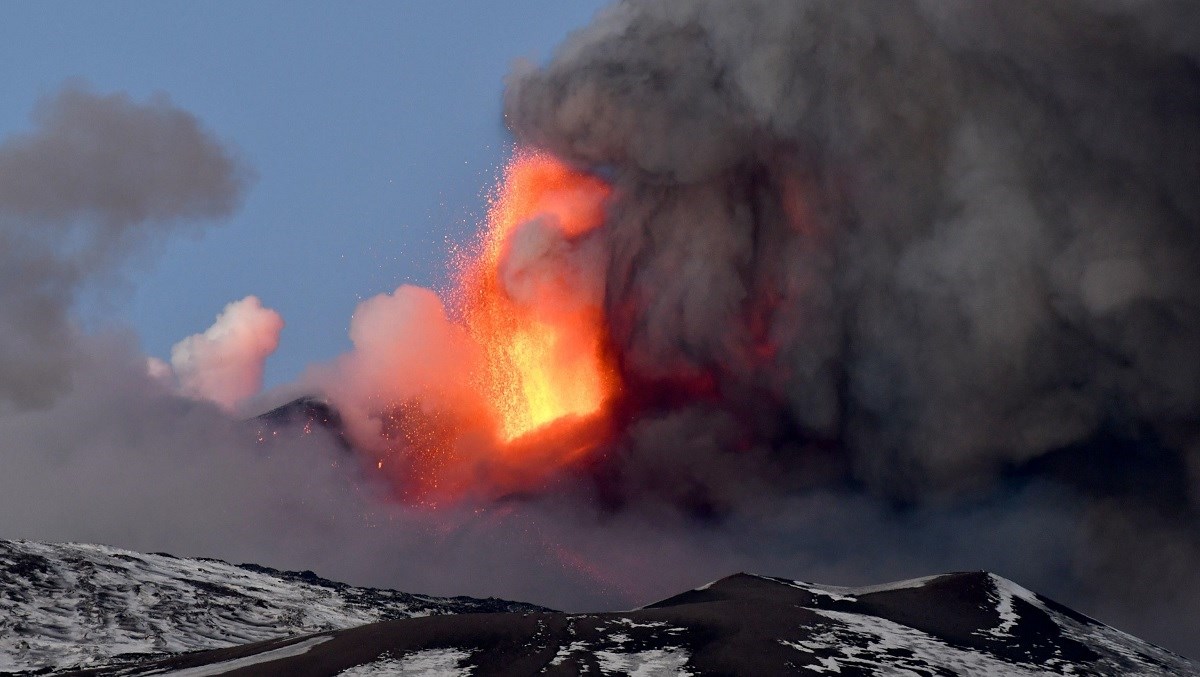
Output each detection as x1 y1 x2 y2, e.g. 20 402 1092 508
4 540 1195 676
0 540 543 674
85 570 1197 676
753 573 1196 675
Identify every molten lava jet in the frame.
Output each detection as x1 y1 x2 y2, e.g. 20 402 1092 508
368 151 619 501
322 150 620 501
456 151 618 446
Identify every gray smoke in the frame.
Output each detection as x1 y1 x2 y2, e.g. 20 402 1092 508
507 0 1200 498
0 83 250 410
505 0 1200 653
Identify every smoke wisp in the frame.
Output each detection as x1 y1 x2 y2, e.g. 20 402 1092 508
0 84 250 411
164 295 284 412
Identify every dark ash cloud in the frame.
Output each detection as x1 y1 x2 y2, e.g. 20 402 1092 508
505 0 1200 654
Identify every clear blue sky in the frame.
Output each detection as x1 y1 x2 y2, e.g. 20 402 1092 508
0 2 608 388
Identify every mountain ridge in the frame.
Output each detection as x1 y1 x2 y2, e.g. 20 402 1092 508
0 539 544 675
2 540 1195 675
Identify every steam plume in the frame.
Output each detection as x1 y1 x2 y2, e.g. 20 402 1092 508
169 296 284 412
301 284 484 454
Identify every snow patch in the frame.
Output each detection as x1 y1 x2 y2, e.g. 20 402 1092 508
780 639 818 653
594 648 692 676
549 640 589 667
804 607 1048 676
980 574 1023 639
155 635 332 676
803 656 843 673
338 648 473 676
609 618 675 631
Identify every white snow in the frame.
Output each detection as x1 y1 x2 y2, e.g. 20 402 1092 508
549 640 589 667
610 618 673 630
777 575 1196 676
154 635 332 676
802 656 842 673
979 574 1191 673
548 616 691 673
779 639 817 653
338 649 474 676
5 542 1193 677
0 539 506 673
798 607 1050 676
594 648 692 676
839 575 941 595
980 573 1023 639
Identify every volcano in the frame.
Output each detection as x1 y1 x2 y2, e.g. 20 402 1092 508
2 540 1194 675
252 396 351 450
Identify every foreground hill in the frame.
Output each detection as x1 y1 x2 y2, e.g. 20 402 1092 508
3 540 1194 675
71 575 1200 674
0 540 543 674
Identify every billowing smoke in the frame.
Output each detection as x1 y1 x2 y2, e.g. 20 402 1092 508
164 296 284 412
506 0 1200 500
0 83 250 411
299 283 487 478
498 0 1200 653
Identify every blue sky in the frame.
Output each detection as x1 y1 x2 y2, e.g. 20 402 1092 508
0 2 608 388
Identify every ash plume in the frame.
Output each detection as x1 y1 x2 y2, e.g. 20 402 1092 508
504 0 1200 652
504 0 1200 498
299 284 487 457
0 83 251 411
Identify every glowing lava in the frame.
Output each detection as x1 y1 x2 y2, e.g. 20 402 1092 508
456 151 617 443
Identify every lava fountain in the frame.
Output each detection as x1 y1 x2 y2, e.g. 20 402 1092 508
456 151 618 446
321 150 620 500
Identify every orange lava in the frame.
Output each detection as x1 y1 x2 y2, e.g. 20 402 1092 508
456 151 617 444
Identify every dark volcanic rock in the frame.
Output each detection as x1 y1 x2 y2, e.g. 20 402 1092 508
251 396 351 450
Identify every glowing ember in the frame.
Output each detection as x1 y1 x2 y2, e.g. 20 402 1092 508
456 151 617 443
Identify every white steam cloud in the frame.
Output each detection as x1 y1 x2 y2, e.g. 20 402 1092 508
167 296 284 412
300 285 483 452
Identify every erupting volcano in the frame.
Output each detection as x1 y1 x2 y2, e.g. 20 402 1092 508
4 0 1200 663
456 152 617 444
327 151 623 500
